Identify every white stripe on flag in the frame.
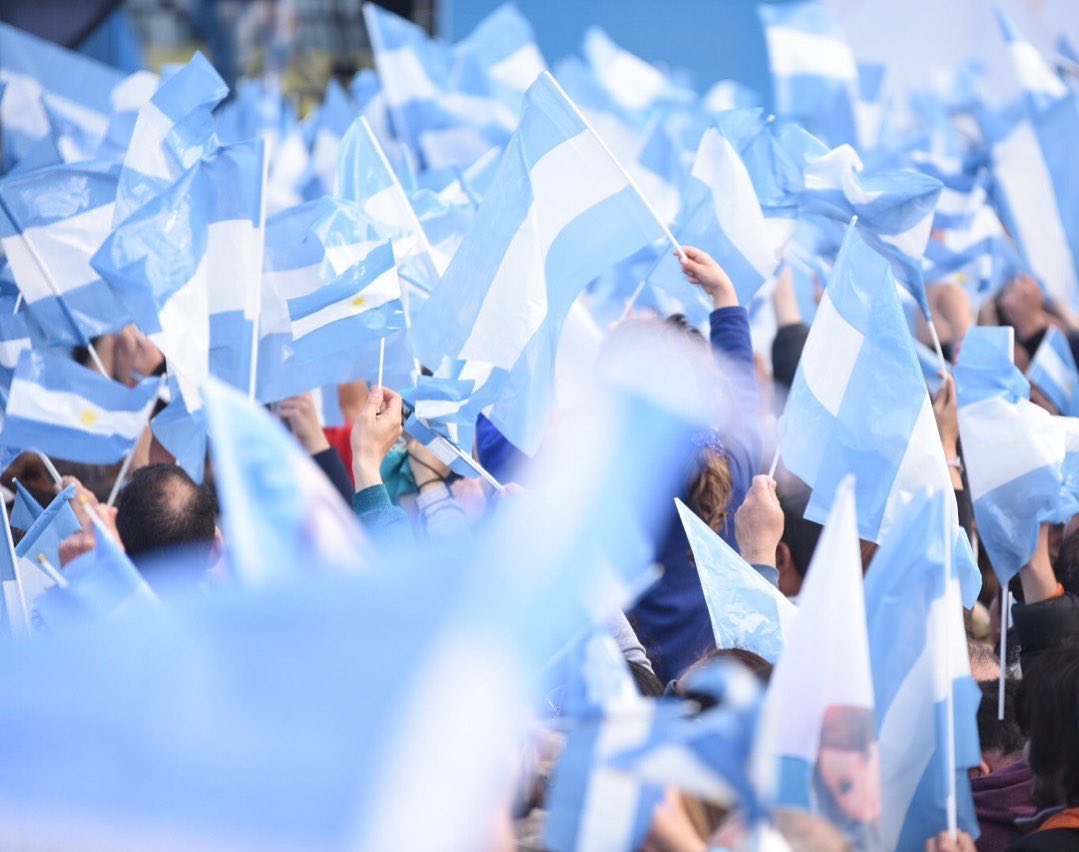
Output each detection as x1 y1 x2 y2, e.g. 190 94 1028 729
995 121 1079 307
5 380 149 439
122 101 176 182
290 267 400 341
1035 339 1073 395
1 202 115 301
488 44 545 91
202 219 263 318
764 27 858 81
800 291 863 416
377 47 441 107
458 129 628 368
0 338 30 369
880 394 953 534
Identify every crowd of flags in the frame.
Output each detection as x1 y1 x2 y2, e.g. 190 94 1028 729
0 1 1078 849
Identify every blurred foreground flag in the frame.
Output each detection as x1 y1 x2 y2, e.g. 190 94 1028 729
203 378 368 584
755 477 881 850
676 498 795 663
759 1 858 146
10 479 43 531
865 491 981 851
0 162 132 346
995 8 1069 114
955 326 1068 585
0 496 30 638
412 71 673 454
0 351 157 465
34 521 158 629
1027 326 1079 416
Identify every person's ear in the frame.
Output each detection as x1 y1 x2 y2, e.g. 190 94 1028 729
775 542 802 597
971 760 992 779
209 526 225 567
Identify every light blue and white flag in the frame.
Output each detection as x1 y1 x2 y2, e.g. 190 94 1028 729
581 27 690 116
609 659 770 823
257 201 411 402
0 22 126 167
990 94 1079 312
855 62 890 152
1027 326 1079 416
995 8 1069 114
758 1 858 146
93 140 267 405
777 225 953 544
307 79 358 198
412 71 674 455
865 490 981 852
454 2 546 110
955 326 1068 585
0 295 30 391
544 631 664 852
10 478 43 531
792 136 942 315
0 162 133 346
0 496 30 638
402 373 483 479
0 350 158 465
676 498 795 664
150 376 208 484
755 477 881 850
202 377 368 584
113 51 228 225
34 521 157 629
650 128 785 317
14 485 81 592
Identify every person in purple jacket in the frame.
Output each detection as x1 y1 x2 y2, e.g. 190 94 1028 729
627 246 765 684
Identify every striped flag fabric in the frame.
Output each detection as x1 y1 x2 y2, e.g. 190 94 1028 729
0 350 158 465
0 161 133 346
1027 326 1079 416
995 8 1069 114
412 71 673 454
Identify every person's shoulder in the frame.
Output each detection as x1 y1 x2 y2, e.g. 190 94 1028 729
1008 828 1079 852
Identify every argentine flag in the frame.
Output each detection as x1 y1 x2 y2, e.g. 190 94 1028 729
676 498 795 664
995 8 1069 115
758 1 858 146
650 127 784 318
412 71 674 455
0 295 30 392
0 496 30 638
755 477 881 850
454 2 546 110
1027 326 1079 416
93 140 267 404
0 350 158 465
113 51 228 225
0 22 128 167
865 490 981 851
955 326 1068 585
0 161 133 346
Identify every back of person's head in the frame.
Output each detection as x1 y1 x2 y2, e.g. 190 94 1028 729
1053 528 1079 595
115 464 217 566
977 679 1025 771
777 485 822 594
967 639 1001 682
1017 648 1079 808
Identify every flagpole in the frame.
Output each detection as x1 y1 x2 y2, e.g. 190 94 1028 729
248 140 271 403
107 376 164 507
767 447 781 479
998 589 1011 721
376 337 386 391
942 495 958 841
35 554 69 589
927 316 949 375
0 196 108 377
541 72 686 260
33 451 64 488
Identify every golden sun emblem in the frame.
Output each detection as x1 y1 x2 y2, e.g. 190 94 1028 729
350 295 366 309
78 408 100 427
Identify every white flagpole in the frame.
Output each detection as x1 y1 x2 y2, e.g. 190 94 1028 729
107 376 164 507
542 72 686 260
927 317 949 375
998 589 1011 720
767 447 781 479
942 496 958 841
33 451 64 488
35 554 69 589
376 337 386 391
248 140 271 402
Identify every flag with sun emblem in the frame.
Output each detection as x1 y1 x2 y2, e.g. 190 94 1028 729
0 350 159 465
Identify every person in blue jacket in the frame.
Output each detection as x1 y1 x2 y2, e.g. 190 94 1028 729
627 246 764 683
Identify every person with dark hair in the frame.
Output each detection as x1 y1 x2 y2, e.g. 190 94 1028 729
114 464 218 569
1008 649 1079 850
775 485 822 598
972 679 1035 852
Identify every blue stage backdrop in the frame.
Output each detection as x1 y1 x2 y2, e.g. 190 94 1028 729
438 0 798 110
